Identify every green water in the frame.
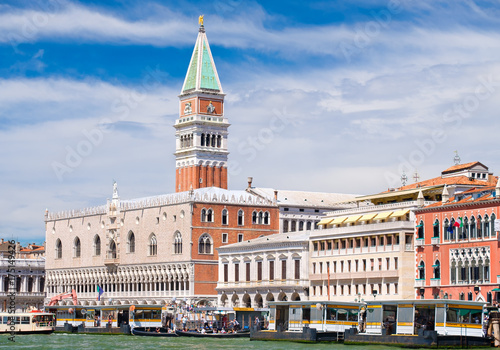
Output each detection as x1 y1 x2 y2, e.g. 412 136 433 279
0 334 397 349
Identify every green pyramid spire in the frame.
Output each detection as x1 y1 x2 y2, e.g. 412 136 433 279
181 25 223 94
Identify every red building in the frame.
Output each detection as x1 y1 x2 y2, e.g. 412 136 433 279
414 180 500 303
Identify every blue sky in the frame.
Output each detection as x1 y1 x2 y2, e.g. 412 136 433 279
1 0 500 244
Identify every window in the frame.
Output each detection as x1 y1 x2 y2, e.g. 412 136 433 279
394 283 398 294
252 211 258 224
55 239 62 259
492 213 496 236
417 220 424 239
258 211 263 224
207 209 213 222
198 233 212 254
313 262 316 274
386 258 390 270
174 231 182 254
238 233 243 242
109 239 117 259
394 257 398 270
128 231 135 253
418 261 425 279
294 260 300 280
281 260 286 280
257 261 262 281
291 221 296 231
222 233 228 243
238 210 244 226
201 208 207 222
283 220 289 233
94 235 101 256
149 234 157 256
222 209 228 225
264 212 270 225
433 260 440 279
74 237 81 258
234 263 239 282
433 219 440 238
269 261 274 280
306 221 311 230
299 221 304 231
246 262 251 281
224 264 228 282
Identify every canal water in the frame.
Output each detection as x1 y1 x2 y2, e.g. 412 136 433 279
1 334 398 349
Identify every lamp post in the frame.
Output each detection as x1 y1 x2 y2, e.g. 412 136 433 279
419 288 425 299
373 290 378 300
474 285 480 295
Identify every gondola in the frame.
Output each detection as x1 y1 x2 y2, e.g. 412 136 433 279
131 327 178 337
175 329 250 338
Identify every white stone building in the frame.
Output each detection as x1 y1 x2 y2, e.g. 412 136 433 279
216 232 309 309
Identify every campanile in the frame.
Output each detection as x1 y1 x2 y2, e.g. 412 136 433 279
174 19 229 192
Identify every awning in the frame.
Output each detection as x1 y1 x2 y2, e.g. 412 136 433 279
391 209 410 218
491 288 500 292
416 224 423 228
344 215 362 224
373 211 393 220
359 213 377 221
317 218 333 226
331 217 348 225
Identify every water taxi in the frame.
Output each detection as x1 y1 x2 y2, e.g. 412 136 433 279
0 311 55 334
345 299 492 347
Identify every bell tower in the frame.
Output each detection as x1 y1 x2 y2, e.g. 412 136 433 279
174 18 229 192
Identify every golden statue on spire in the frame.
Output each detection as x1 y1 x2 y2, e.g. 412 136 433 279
199 15 204 26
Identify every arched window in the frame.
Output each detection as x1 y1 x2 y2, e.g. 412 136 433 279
459 292 465 300
128 231 135 253
55 239 62 259
291 221 296 232
477 215 482 238
417 220 424 239
484 215 490 237
283 220 289 233
174 231 182 254
238 210 244 226
252 211 257 224
443 218 450 241
94 235 101 256
74 237 81 258
211 134 216 147
207 208 213 222
201 133 205 146
198 233 212 254
109 239 117 259
462 216 469 240
468 291 473 301
149 234 157 256
201 209 207 222
299 221 304 231
470 216 476 238
222 209 228 225
433 219 439 238
450 218 456 240
418 261 425 280
306 221 312 230
258 211 263 224
264 212 270 225
487 291 492 304
27 277 33 292
433 260 440 279
491 213 496 235
217 135 222 148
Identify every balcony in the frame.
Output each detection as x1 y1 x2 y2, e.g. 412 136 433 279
311 220 415 239
310 270 400 281
415 279 425 287
430 278 441 287
104 254 119 267
415 238 424 247
431 237 440 245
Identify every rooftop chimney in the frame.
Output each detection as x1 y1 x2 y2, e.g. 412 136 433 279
417 189 425 207
274 190 278 201
247 177 253 189
442 185 450 203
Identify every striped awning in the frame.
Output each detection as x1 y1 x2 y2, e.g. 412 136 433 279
373 211 393 220
343 215 362 224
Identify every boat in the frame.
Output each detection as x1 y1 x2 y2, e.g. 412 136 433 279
175 329 250 338
344 299 493 348
131 327 178 337
0 311 55 334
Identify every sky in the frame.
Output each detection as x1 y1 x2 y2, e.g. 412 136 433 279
1 0 500 244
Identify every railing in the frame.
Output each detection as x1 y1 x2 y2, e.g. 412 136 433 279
405 243 413 251
0 292 45 297
310 270 399 281
430 278 441 287
324 200 435 216
312 221 415 239
415 239 424 247
414 279 425 287
431 237 440 245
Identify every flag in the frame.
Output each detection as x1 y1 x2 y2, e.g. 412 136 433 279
453 221 460 228
459 217 463 228
447 225 454 233
97 285 104 301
